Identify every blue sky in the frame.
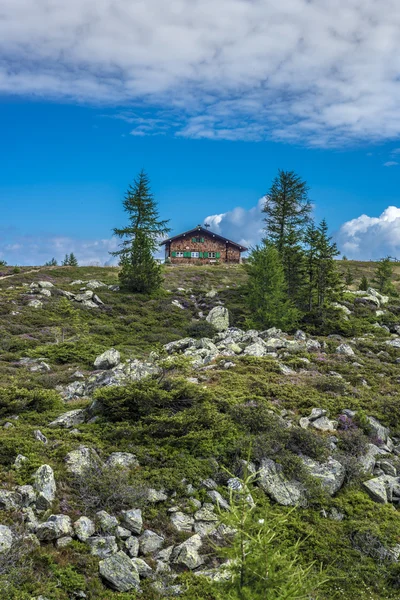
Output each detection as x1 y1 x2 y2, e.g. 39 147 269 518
2 1 400 264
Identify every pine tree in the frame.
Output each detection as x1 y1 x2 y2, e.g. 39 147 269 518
111 170 170 293
344 266 354 286
245 243 299 330
45 258 58 266
68 253 78 267
315 218 341 308
263 170 311 302
373 257 393 293
61 254 70 266
303 222 320 311
359 275 369 291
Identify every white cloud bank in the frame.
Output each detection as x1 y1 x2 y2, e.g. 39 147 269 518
4 1 400 144
337 206 400 259
204 198 265 249
0 233 120 266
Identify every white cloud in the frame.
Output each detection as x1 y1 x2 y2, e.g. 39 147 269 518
3 1 400 145
384 161 398 167
204 198 265 249
337 206 400 259
0 233 120 266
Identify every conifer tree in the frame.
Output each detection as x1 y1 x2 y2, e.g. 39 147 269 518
373 257 393 293
303 222 320 311
45 258 58 266
68 252 78 267
359 275 369 291
315 218 341 308
111 170 170 293
61 254 70 266
263 170 311 302
245 243 299 330
344 266 354 286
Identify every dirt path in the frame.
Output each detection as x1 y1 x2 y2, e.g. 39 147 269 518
0 267 44 281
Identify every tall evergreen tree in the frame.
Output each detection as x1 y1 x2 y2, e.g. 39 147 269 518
373 257 393 293
68 253 78 267
344 266 354 286
111 170 170 293
315 219 341 308
245 243 299 330
359 275 369 291
303 222 320 311
263 170 311 302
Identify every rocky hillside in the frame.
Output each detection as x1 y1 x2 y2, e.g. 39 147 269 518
2 265 400 598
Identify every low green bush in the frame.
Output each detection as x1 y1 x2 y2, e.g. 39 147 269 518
0 386 62 417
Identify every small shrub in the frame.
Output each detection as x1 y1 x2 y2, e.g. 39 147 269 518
186 320 217 339
0 386 62 417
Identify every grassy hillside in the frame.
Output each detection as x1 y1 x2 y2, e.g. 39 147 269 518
1 263 400 599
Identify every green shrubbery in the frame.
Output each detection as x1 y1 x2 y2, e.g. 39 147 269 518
0 386 62 417
29 341 104 366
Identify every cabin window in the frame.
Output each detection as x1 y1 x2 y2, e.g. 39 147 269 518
208 252 216 258
175 251 184 257
191 237 205 243
191 251 199 258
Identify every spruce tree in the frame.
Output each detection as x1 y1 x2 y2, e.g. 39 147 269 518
315 218 341 308
344 266 354 286
61 254 70 266
263 170 311 302
111 170 170 293
359 275 369 291
68 253 78 267
303 222 320 311
373 257 393 293
45 258 58 266
245 243 299 330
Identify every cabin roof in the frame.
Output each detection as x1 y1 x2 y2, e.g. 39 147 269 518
160 225 248 251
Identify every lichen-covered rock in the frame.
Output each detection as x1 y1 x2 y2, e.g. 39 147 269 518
120 509 142 534
74 516 95 542
362 475 399 503
34 430 48 444
206 306 229 331
207 490 230 511
336 343 355 356
310 416 337 432
49 409 86 428
56 536 73 548
106 452 139 469
258 458 306 507
36 515 73 541
172 534 204 570
99 551 140 592
302 457 345 495
145 488 168 503
65 446 102 476
131 557 153 578
34 465 56 510
139 530 164 554
0 490 21 510
28 299 43 309
17 485 36 507
94 349 121 370
125 536 139 557
14 454 28 469
0 525 13 553
96 511 119 534
38 281 54 289
87 535 118 558
170 511 194 532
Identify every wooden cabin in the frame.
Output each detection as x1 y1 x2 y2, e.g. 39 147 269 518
161 225 247 264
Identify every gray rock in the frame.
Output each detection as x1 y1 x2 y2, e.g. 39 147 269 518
28 299 43 309
86 280 106 290
74 516 95 542
82 300 99 309
362 475 399 503
172 534 204 570
36 515 73 541
94 349 121 370
99 551 140 592
207 490 230 511
243 341 267 357
206 306 229 331
34 465 56 510
301 457 345 495
311 416 337 432
336 343 355 356
34 429 48 444
120 508 142 534
125 536 140 558
49 409 86 428
56 536 73 548
16 485 36 507
75 290 94 302
367 416 389 443
39 288 51 297
145 488 168 503
131 557 153 578
14 454 28 469
170 511 194 532
139 530 164 554
0 490 21 510
376 460 397 477
96 511 119 534
115 526 131 539
65 446 102 476
0 525 13 553
87 536 118 558
38 281 54 289
386 338 400 349
106 452 139 469
258 458 306 507
164 338 195 354
359 444 384 473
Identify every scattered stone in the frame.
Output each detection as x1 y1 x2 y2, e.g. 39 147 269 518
28 299 43 309
99 551 140 592
106 452 139 469
302 457 346 495
74 516 95 542
125 536 140 558
172 534 204 570
336 344 355 356
207 490 230 511
17 485 36 507
0 525 13 553
206 306 229 331
34 465 56 510
49 409 86 428
120 509 143 534
36 515 73 541
311 416 337 432
96 511 119 534
145 488 168 503
56 536 73 548
13 454 28 469
258 458 306 507
94 349 121 370
139 530 164 554
34 430 48 444
87 535 118 558
170 511 194 532
0 490 21 510
362 475 398 503
38 281 54 289
65 446 102 476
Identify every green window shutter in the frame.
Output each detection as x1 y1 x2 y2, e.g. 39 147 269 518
199 252 203 258
184 251 190 258
201 237 205 243
192 237 196 243
216 252 220 258
171 251 176 257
